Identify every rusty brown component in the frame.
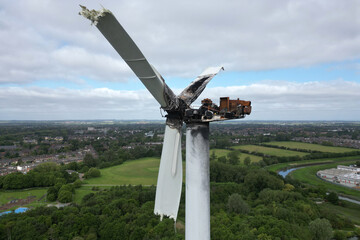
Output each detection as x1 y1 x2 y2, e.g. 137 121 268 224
201 98 213 105
219 97 251 115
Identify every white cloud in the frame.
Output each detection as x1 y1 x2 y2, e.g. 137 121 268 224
1 80 359 120
0 0 359 84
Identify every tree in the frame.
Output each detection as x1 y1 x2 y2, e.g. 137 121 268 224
58 190 72 203
244 157 251 166
74 179 82 188
326 192 339 205
84 168 101 179
210 151 217 161
309 218 333 240
227 193 250 214
227 151 240 165
83 153 98 168
218 156 227 164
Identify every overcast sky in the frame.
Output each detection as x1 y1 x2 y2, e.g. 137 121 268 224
0 0 359 121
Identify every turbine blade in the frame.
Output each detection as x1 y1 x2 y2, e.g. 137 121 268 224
179 66 224 106
79 6 177 110
154 124 183 221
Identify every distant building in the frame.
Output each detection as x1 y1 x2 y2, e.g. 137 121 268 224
145 131 154 138
317 165 360 187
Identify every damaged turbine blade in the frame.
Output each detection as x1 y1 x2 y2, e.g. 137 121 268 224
179 66 224 106
154 124 183 221
79 5 109 25
79 6 178 111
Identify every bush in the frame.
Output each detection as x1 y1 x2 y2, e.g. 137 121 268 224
227 193 250 215
74 179 82 188
326 192 339 205
58 190 72 203
309 218 333 240
84 168 101 179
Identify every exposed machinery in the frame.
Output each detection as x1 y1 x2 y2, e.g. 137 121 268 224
184 97 251 122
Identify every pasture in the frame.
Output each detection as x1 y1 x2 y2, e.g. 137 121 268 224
211 148 263 163
233 145 308 157
0 188 47 206
266 141 356 153
84 157 161 186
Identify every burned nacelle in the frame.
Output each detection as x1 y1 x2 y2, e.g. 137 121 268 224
184 97 251 123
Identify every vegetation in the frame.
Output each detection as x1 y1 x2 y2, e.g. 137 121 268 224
266 141 355 153
84 158 162 186
1 122 360 239
1 162 359 239
289 162 360 200
211 148 262 163
0 188 47 206
0 162 78 190
233 144 309 157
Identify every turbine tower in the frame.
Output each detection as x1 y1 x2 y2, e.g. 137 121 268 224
80 6 251 239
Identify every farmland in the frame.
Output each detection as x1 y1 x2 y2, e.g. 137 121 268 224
211 148 263 163
266 141 356 153
233 145 308 157
84 157 161 186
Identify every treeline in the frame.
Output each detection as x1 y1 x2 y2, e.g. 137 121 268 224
0 162 78 190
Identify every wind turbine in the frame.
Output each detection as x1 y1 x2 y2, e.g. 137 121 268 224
80 6 251 239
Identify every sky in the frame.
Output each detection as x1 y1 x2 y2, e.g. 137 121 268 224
0 0 359 121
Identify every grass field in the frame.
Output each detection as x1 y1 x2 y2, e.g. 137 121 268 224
0 188 48 212
289 161 360 200
319 202 360 225
0 188 47 206
266 141 356 153
84 157 162 186
233 145 308 157
211 148 263 163
266 155 360 172
73 185 113 204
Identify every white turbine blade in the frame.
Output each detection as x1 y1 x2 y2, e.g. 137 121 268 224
154 125 182 221
79 6 177 109
179 66 224 105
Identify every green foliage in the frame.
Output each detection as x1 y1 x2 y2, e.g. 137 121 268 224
326 192 339 205
227 193 250 214
244 169 284 195
227 151 240 165
244 156 251 166
58 189 72 203
218 156 227 164
74 179 82 188
333 230 347 240
309 218 333 240
84 168 101 179
83 153 98 168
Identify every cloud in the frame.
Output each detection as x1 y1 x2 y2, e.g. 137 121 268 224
1 80 359 120
0 0 359 85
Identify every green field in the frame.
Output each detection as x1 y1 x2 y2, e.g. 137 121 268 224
289 161 360 200
0 188 47 206
0 188 48 212
233 145 308 157
266 155 360 172
74 186 113 204
211 148 263 163
319 202 360 225
266 141 356 153
84 157 162 186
